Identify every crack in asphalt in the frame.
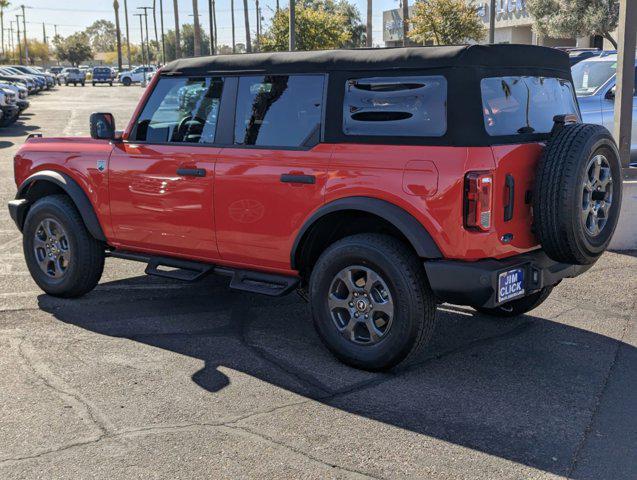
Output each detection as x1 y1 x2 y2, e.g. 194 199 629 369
567 296 636 477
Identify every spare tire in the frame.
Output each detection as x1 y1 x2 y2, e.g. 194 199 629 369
534 123 622 265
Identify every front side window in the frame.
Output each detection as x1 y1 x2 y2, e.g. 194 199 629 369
234 75 324 147
133 76 224 144
481 76 579 136
343 75 447 137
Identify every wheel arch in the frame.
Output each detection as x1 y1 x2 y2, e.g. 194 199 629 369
15 170 106 242
291 197 442 274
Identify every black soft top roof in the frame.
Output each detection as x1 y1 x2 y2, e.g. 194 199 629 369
161 44 570 77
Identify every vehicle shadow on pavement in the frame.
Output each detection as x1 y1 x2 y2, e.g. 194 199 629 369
37 274 635 479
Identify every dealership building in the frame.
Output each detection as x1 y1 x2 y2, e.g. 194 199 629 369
382 0 607 49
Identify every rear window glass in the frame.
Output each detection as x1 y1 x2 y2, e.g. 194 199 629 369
343 76 447 137
93 68 110 73
480 76 579 136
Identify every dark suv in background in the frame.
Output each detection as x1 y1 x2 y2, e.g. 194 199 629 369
92 67 114 86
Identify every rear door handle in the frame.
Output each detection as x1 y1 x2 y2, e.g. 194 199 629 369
280 174 316 185
504 174 515 222
177 168 206 177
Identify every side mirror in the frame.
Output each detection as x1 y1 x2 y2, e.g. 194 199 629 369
90 112 115 140
605 86 616 100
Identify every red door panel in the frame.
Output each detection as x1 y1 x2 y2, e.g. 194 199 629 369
108 142 221 260
214 144 333 272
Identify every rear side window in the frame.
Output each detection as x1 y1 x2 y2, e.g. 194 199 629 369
133 76 224 144
481 76 579 136
234 75 324 147
343 76 447 137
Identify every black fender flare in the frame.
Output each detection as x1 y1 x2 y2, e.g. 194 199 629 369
16 170 106 241
291 196 442 270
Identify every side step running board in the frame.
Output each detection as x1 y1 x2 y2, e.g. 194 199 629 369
108 250 298 297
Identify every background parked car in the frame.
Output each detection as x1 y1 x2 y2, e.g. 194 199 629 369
9 65 55 89
91 66 114 86
0 81 29 111
63 68 86 86
0 88 19 126
1 67 43 92
0 68 35 93
47 66 64 85
118 66 156 86
573 53 637 166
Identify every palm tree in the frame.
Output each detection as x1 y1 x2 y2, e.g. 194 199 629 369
192 0 201 56
0 1 10 58
173 0 181 58
366 0 372 47
113 0 123 71
123 0 131 67
242 0 251 53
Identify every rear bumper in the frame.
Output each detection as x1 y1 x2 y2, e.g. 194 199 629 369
424 250 593 309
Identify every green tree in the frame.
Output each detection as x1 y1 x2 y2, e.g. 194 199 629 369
163 25 211 61
527 0 619 49
26 39 50 64
54 32 94 66
259 4 350 51
408 0 485 45
84 19 117 52
299 0 365 47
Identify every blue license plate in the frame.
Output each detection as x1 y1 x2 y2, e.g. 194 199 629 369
498 268 525 303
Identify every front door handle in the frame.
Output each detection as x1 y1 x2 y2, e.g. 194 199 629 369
177 168 206 177
280 173 316 185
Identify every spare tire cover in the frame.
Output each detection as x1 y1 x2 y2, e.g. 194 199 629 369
533 123 622 265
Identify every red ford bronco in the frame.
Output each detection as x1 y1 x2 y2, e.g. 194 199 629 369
8 45 622 370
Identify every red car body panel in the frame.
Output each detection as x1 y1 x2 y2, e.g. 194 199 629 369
12 63 546 274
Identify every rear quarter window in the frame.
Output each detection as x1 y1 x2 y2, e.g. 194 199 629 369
481 76 579 136
343 76 447 137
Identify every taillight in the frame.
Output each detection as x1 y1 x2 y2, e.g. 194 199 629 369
464 171 493 231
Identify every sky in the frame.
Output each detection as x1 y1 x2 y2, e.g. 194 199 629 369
7 0 405 48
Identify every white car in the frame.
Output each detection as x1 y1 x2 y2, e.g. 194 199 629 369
119 66 156 86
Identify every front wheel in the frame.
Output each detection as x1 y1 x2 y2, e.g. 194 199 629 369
474 286 553 318
309 234 436 371
23 195 104 298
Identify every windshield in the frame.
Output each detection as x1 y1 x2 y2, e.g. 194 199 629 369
571 60 616 96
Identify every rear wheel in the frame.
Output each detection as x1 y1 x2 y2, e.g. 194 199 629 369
23 195 104 298
309 234 436 371
122 77 131 86
474 286 553 318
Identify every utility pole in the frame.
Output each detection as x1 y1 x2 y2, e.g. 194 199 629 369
488 0 496 44
242 0 251 53
15 15 22 64
123 0 131 68
42 22 46 44
289 0 295 51
212 0 217 53
192 0 201 56
208 0 215 54
20 5 28 64
254 0 260 52
138 7 153 65
614 0 637 170
8 21 14 63
53 24 58 38
134 13 146 86
159 0 165 63
401 0 408 47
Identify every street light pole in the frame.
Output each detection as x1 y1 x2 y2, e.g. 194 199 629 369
134 13 146 86
159 0 165 63
488 0 496 44
231 0 236 53
208 0 215 54
614 0 637 170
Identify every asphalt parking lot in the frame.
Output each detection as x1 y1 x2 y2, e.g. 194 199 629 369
0 84 635 479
